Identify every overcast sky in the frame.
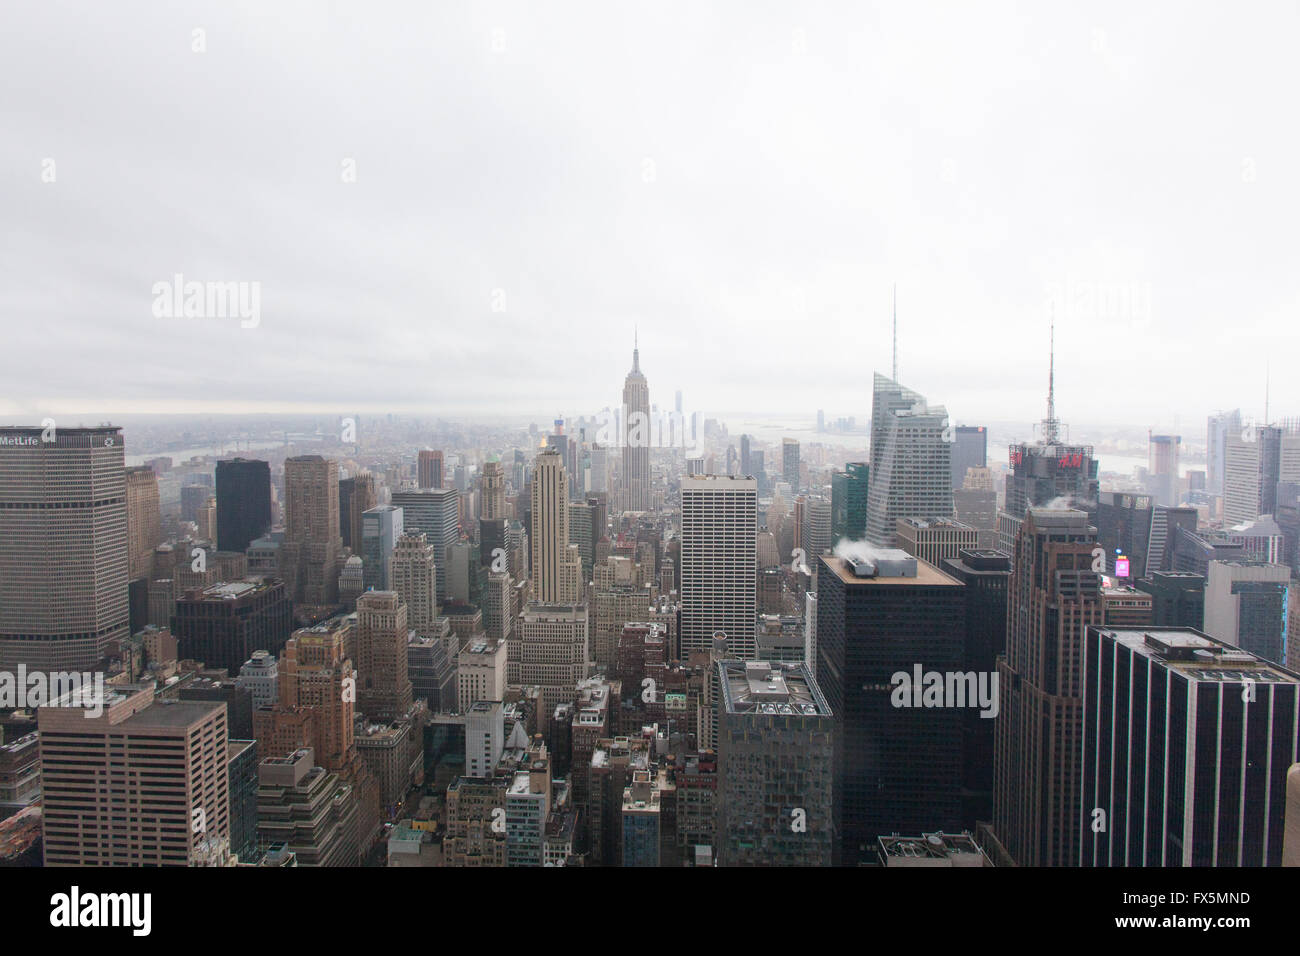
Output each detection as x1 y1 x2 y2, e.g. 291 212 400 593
3 1 1297 433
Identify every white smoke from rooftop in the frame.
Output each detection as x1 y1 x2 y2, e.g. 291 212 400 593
832 538 897 563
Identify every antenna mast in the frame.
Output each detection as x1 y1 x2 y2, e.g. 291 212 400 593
892 283 897 382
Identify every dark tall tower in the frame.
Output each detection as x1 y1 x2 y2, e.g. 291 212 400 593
816 549 967 865
831 462 869 543
216 458 272 554
950 426 988 490
1082 627 1300 866
991 507 1102 867
941 548 1011 827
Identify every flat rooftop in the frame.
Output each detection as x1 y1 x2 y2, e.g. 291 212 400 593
821 555 960 587
718 660 832 717
1095 627 1300 684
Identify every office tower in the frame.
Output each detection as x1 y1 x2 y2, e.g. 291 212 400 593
685 456 705 477
360 504 403 592
390 488 459 604
355 591 413 721
1083 627 1300 866
953 487 998 549
338 472 377 551
338 557 364 610
237 649 279 709
740 434 752 476
530 447 570 603
125 465 162 582
465 699 505 778
589 444 609 494
417 449 444 490
621 770 663 866
483 571 514 643
831 462 869 543
1094 491 1154 578
215 458 271 554
896 516 978 567
1101 583 1154 626
1135 570 1206 629
622 338 651 512
570 501 595 579
992 507 1102 867
782 438 801 490
592 557 652 668
181 676 255 739
40 685 230 866
864 374 954 547
0 425 128 673
1204 560 1291 665
181 482 211 525
170 579 292 675
458 638 508 712
716 660 834 866
390 531 439 634
408 625 456 712
941 549 1011 826
255 748 360 867
1225 426 1284 526
1147 433 1182 507
506 739 552 867
797 495 833 559
951 426 988 489
680 475 758 659
282 455 342 607
1002 334 1099 521
1208 409 1244 496
480 459 506 519
815 550 966 864
513 605 588 728
227 739 259 862
196 495 217 542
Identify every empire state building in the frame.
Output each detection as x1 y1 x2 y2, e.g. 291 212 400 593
621 336 651 512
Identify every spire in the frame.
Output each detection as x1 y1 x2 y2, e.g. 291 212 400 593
891 283 898 382
632 327 640 373
1043 307 1060 444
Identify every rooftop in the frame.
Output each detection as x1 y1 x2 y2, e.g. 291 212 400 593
821 554 959 587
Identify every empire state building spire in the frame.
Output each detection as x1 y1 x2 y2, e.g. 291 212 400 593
621 333 650 512
632 327 640 373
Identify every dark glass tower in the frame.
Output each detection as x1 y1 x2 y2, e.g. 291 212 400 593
815 550 967 865
215 458 272 554
831 462 869 543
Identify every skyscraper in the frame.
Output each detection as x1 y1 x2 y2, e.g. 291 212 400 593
40 685 230 866
621 337 651 512
355 590 413 721
1147 433 1181 507
1082 627 1300 866
418 449 445 490
480 459 506 519
1207 409 1244 496
950 425 988 490
680 475 758 660
1224 426 1283 526
530 447 570 604
0 425 128 672
782 438 801 491
339 472 377 551
390 531 439 634
390 488 460 604
361 504 403 592
864 374 954 547
831 462 870 543
282 455 343 607
125 465 162 582
815 549 967 865
991 507 1102 867
716 660 834 866
215 458 272 554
